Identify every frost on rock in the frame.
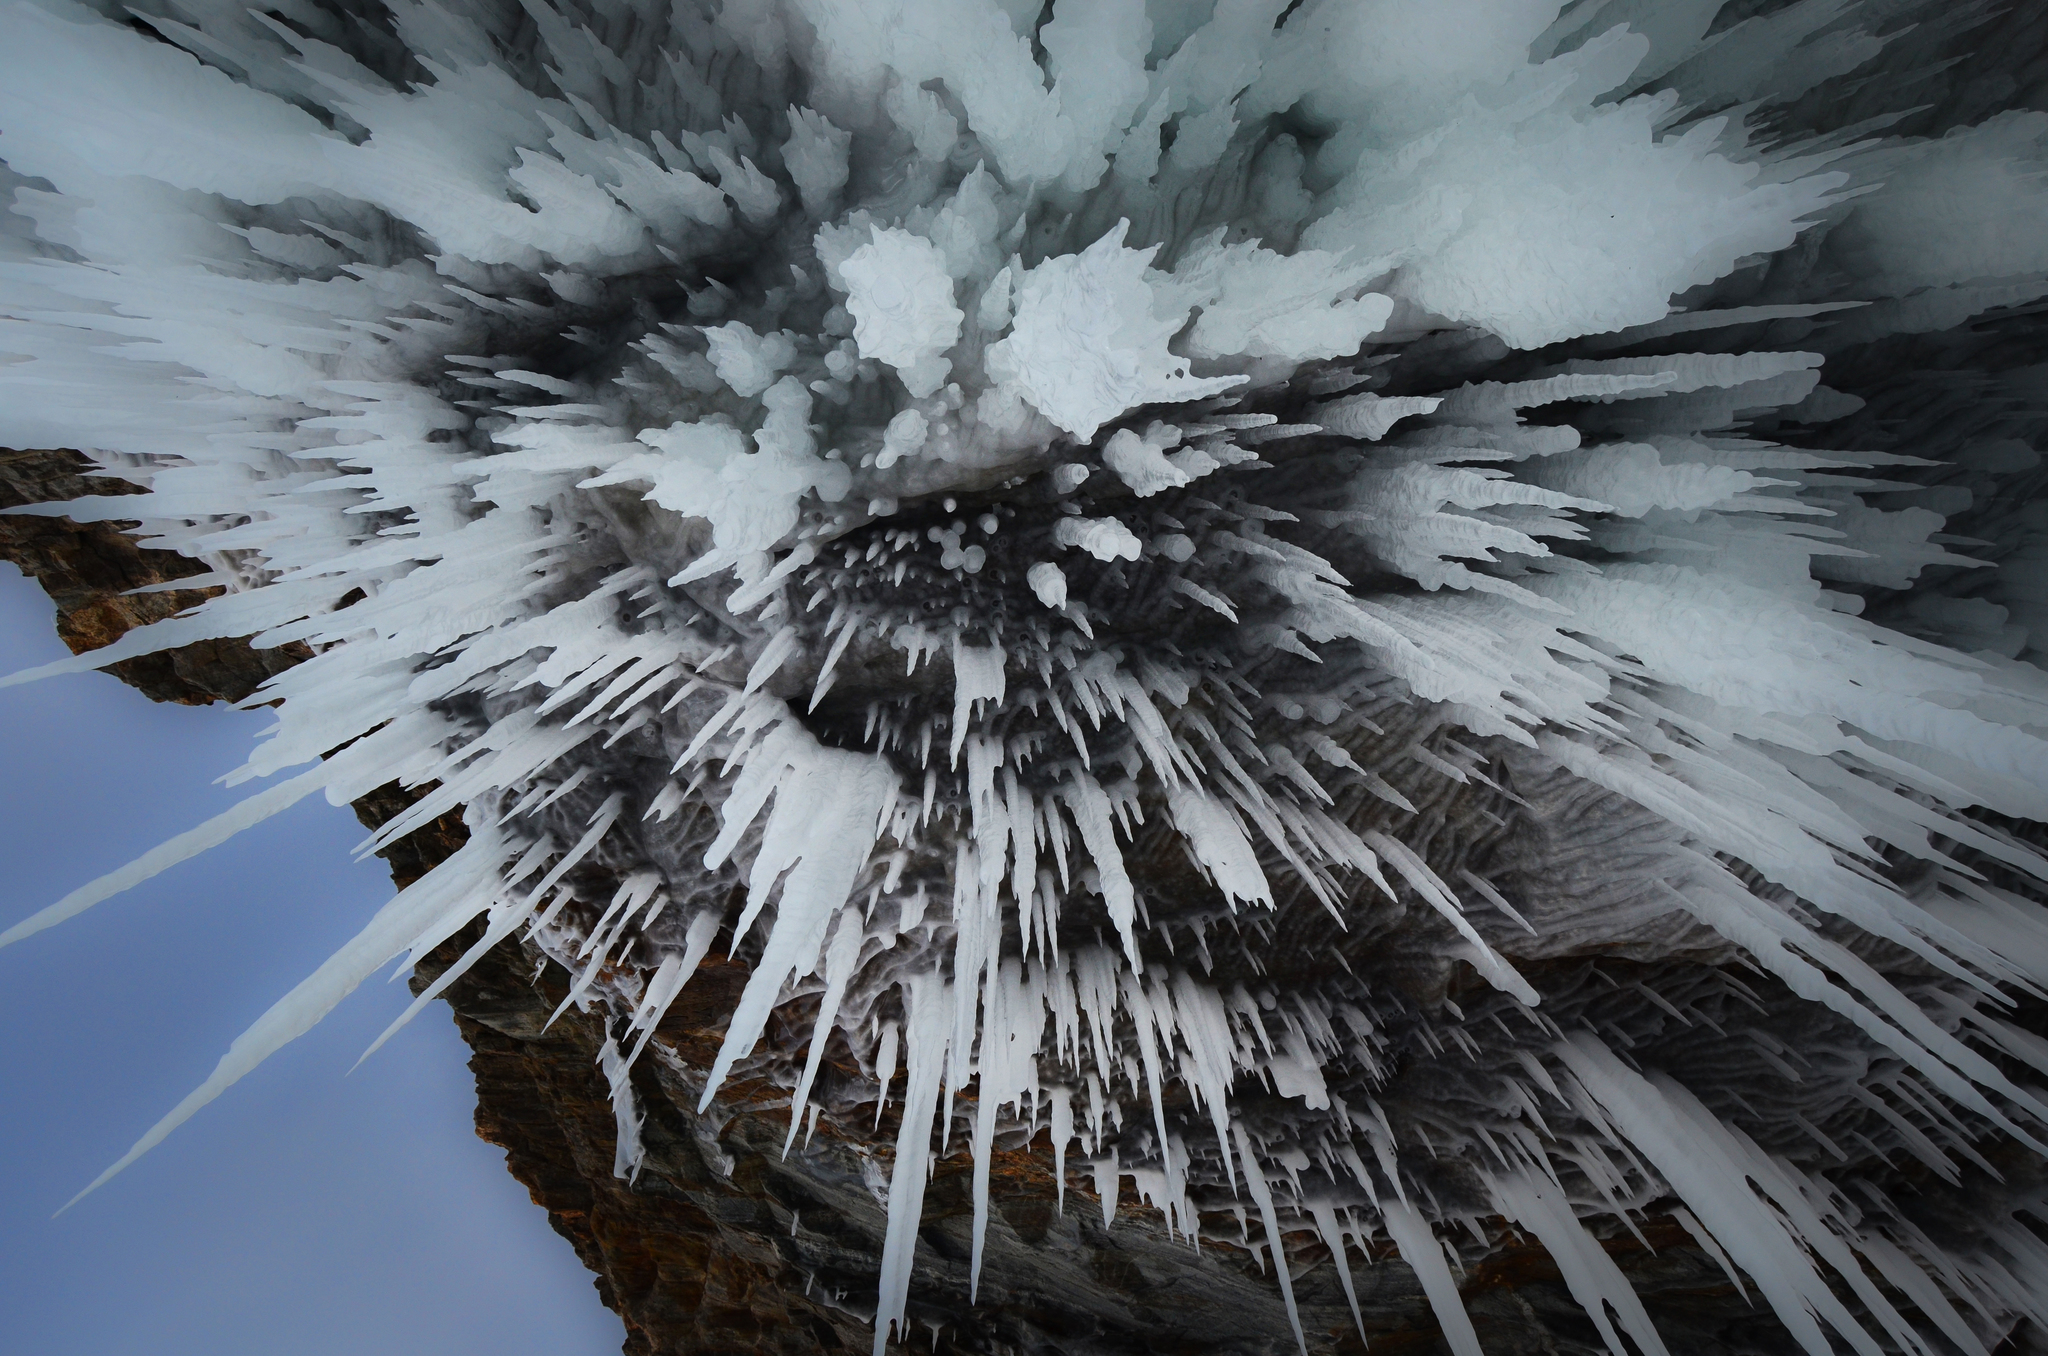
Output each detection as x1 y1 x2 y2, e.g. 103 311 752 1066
4 2 2048 1355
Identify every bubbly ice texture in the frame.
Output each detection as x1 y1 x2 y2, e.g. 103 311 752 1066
2 1 2048 1353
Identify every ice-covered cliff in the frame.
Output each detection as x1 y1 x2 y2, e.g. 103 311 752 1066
7 2 2048 1353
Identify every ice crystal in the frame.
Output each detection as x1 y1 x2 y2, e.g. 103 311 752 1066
4 2 2048 1353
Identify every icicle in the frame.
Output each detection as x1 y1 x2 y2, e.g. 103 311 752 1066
1364 831 1537 1005
600 1036 646 1182
874 975 950 1356
11 7 2048 1349
1233 1125 1307 1356
950 639 1007 766
1307 1200 1367 1345
1091 1152 1120 1229
0 761 332 950
697 728 896 1109
528 793 629 941
873 1020 900 1130
1381 1197 1483 1356
786 909 865 1156
1489 1171 1671 1356
1555 1035 1893 1356
63 829 510 1210
1050 1085 1073 1213
627 910 723 1064
356 878 552 1067
967 955 1009 1297
1059 773 1140 968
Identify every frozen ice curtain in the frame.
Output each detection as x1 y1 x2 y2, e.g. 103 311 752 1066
4 3 2048 1354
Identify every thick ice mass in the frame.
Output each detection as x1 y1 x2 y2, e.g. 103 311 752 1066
986 222 1246 440
837 226 963 398
4 0 2048 1353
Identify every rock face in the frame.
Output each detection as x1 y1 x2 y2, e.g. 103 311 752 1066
0 449 306 703
6 442 1992 1356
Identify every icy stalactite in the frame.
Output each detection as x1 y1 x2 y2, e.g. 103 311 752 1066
5 1 2048 1352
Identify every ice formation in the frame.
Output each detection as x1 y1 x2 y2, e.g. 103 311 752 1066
3 1 2048 1352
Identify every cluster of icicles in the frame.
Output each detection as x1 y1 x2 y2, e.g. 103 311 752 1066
5 1 2048 1353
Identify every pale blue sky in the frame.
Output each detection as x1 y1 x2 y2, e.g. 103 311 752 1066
0 565 625 1356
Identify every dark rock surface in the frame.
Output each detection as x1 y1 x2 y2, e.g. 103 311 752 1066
3 445 2037 1355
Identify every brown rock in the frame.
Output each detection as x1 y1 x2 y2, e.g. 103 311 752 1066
0 448 306 704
